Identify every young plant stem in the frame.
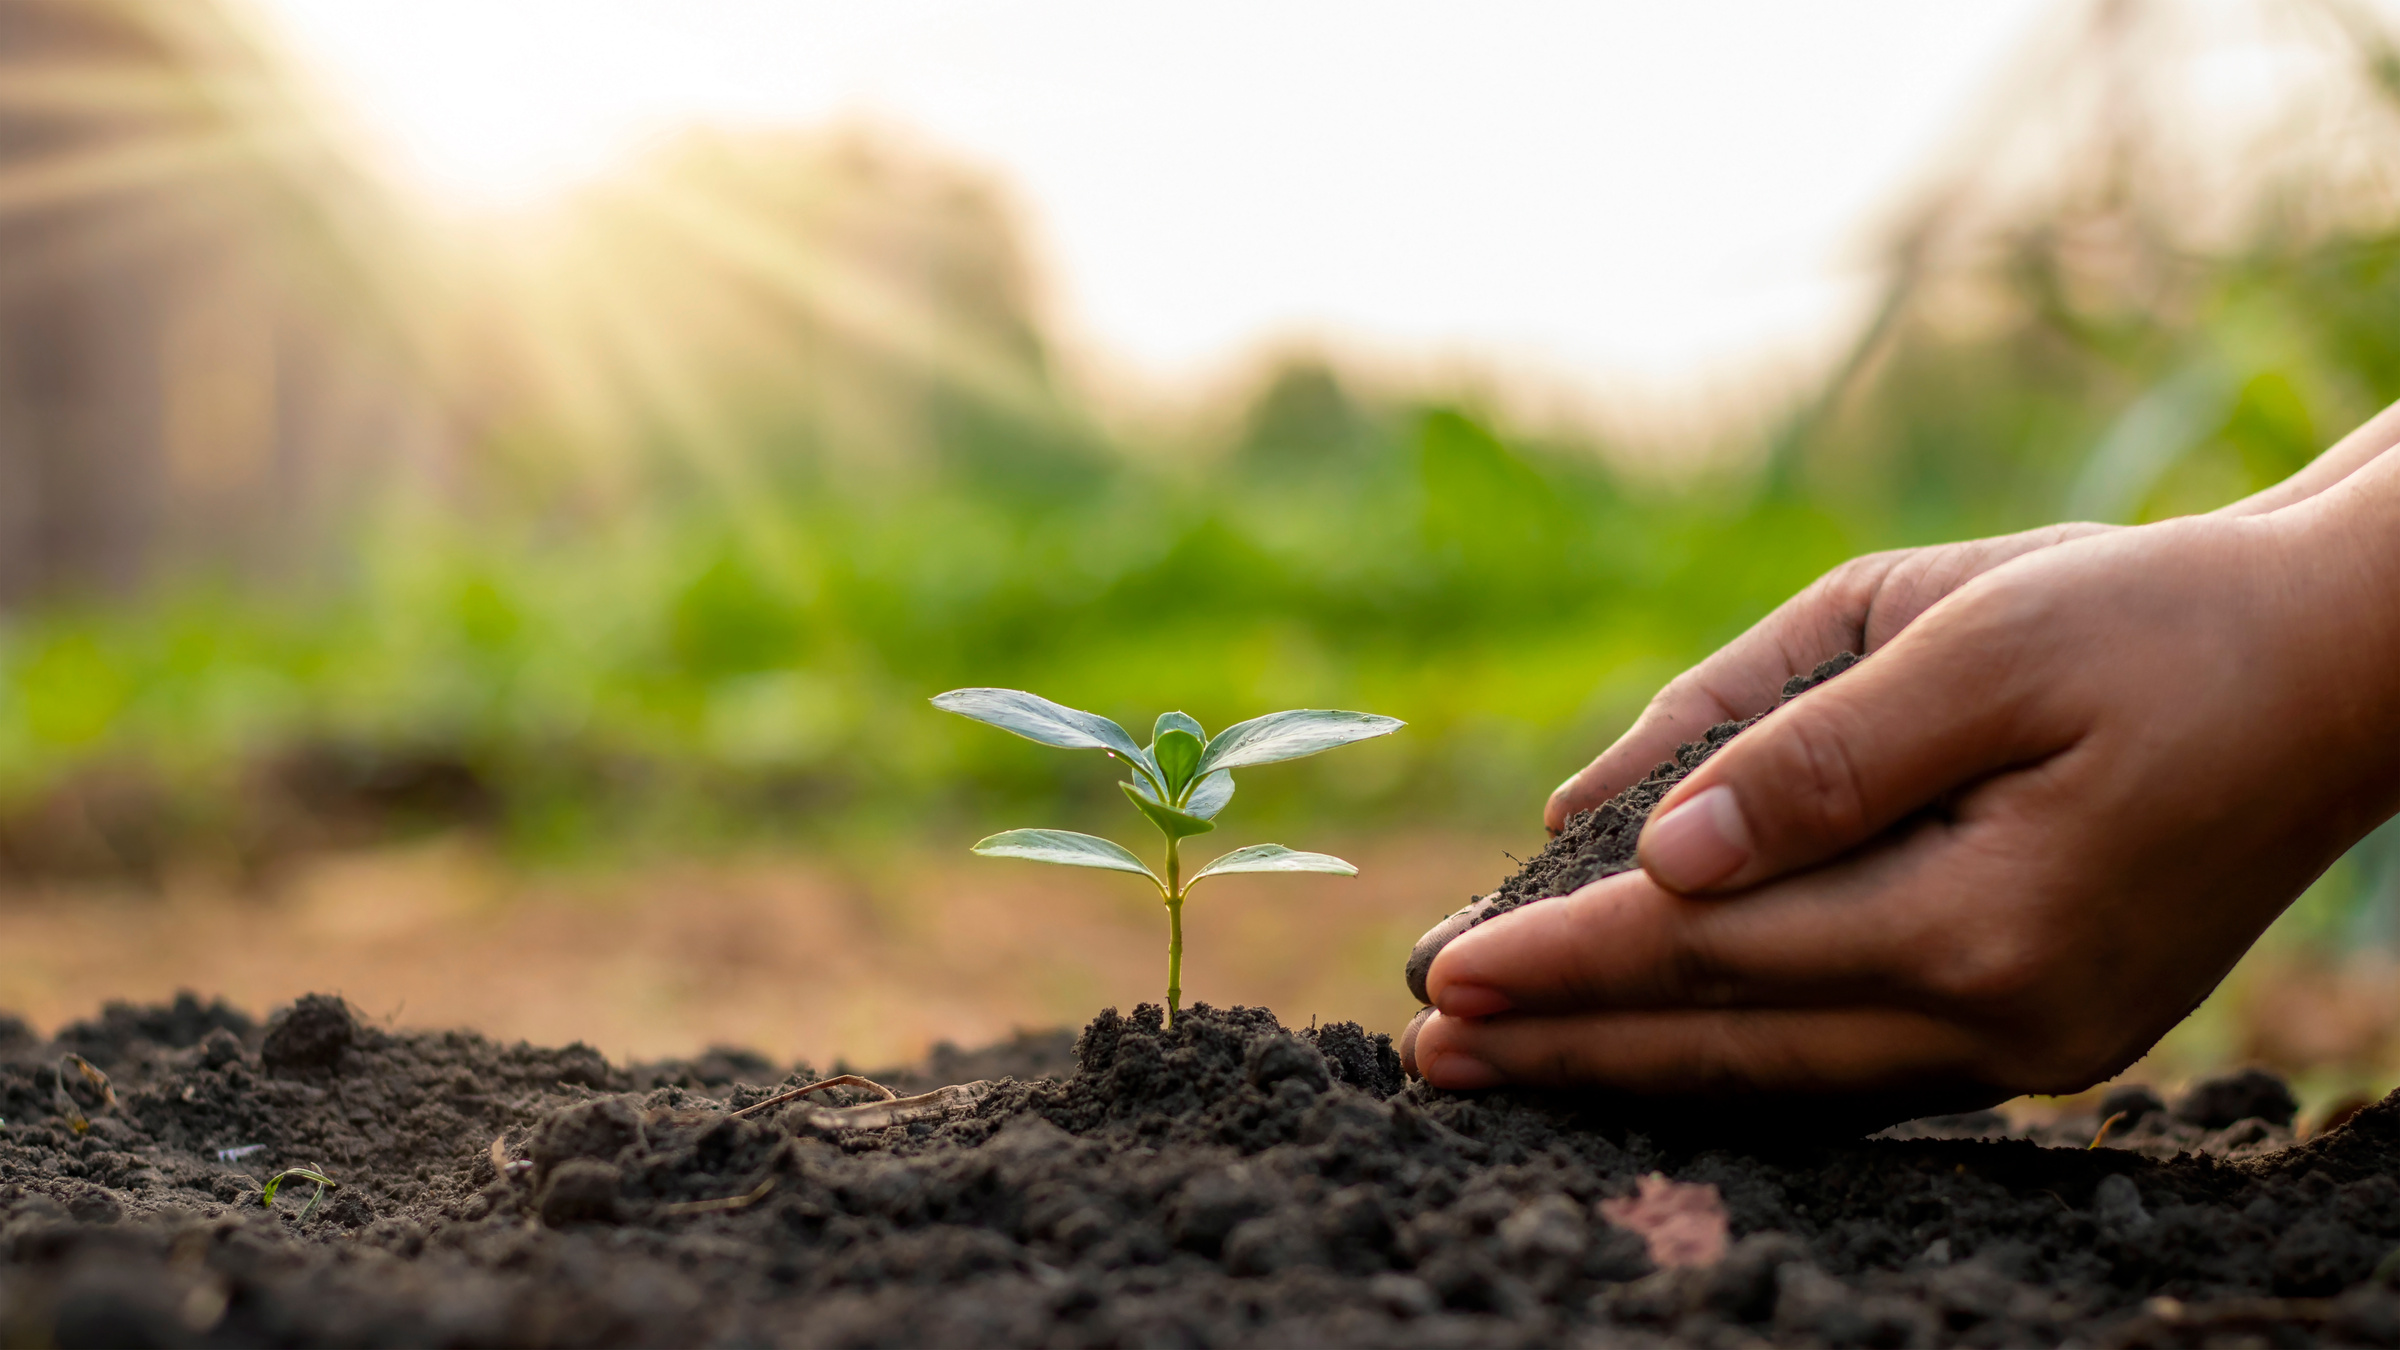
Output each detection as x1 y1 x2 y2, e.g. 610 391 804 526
1163 834 1184 1028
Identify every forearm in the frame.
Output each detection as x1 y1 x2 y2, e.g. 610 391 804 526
2216 397 2400 518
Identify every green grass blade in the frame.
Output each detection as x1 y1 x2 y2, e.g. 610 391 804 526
259 1166 336 1212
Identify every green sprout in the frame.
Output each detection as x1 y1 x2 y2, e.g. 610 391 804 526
934 688 1402 1024
261 1165 338 1221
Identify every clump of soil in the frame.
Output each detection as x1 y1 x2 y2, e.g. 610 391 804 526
7 991 2400 1347
1484 651 1858 923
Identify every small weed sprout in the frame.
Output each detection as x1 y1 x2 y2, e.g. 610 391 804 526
934 689 1402 1024
51 1054 114 1135
261 1164 338 1221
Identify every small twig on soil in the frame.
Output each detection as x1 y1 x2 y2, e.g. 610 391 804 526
658 1177 777 1216
748 1079 1001 1133
2088 1110 2128 1150
730 1074 898 1120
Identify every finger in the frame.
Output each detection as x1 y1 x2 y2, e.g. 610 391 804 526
1545 525 2111 833
1410 1003 1987 1098
1405 893 1494 1004
1422 854 1929 1017
1399 1007 1432 1078
1635 585 2078 895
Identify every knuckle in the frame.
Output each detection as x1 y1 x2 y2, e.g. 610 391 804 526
1814 552 1898 617
1951 568 2061 642
1647 672 1718 730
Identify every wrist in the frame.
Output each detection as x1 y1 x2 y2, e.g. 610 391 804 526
2252 455 2400 817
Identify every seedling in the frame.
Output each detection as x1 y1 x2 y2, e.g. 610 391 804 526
261 1164 338 1221
934 688 1402 1024
52 1054 114 1135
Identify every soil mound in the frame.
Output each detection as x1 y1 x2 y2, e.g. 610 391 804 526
5 992 2400 1345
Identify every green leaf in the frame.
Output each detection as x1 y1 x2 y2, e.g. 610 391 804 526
1121 783 1216 839
1154 711 1205 743
1189 843 1357 883
1185 769 1235 820
1152 728 1203 797
932 689 1146 763
1120 747 1168 800
971 828 1160 884
1195 709 1404 775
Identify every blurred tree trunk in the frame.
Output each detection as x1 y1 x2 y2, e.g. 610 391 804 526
0 0 450 606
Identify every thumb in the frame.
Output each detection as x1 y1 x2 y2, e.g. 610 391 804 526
1634 621 2064 894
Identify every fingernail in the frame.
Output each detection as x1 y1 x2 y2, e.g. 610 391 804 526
1421 1043 1503 1090
1435 984 1512 1019
1640 784 1751 892
1399 1007 1432 1079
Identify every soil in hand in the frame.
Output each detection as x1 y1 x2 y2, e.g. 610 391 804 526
1488 650 1859 923
1403 652 1854 1008
7 990 2400 1346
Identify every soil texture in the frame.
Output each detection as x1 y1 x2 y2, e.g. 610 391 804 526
6 990 2400 1347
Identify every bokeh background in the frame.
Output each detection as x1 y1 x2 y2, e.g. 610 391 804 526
2 0 2399 1117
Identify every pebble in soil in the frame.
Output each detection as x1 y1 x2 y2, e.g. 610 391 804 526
4 991 2400 1346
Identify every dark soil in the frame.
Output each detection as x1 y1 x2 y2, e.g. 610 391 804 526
6 989 2400 1347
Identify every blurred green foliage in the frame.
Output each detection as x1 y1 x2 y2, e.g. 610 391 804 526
9 26 2400 915
0 370 1862 862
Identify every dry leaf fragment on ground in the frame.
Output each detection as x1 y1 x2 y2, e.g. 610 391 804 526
1598 1172 1729 1268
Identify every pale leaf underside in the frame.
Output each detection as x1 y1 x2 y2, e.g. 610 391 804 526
1196 709 1404 775
972 828 1161 884
1190 843 1357 882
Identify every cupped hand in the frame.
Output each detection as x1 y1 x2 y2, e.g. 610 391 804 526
1544 522 2116 833
1414 466 2400 1109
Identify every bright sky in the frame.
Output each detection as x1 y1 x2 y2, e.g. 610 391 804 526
256 0 2061 408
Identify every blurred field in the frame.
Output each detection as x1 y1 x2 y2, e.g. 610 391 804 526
0 834 1511 1067
4 832 2397 1131
6 0 2400 1096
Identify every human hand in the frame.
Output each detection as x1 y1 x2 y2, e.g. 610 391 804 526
1409 469 2400 1110
1543 522 2115 833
